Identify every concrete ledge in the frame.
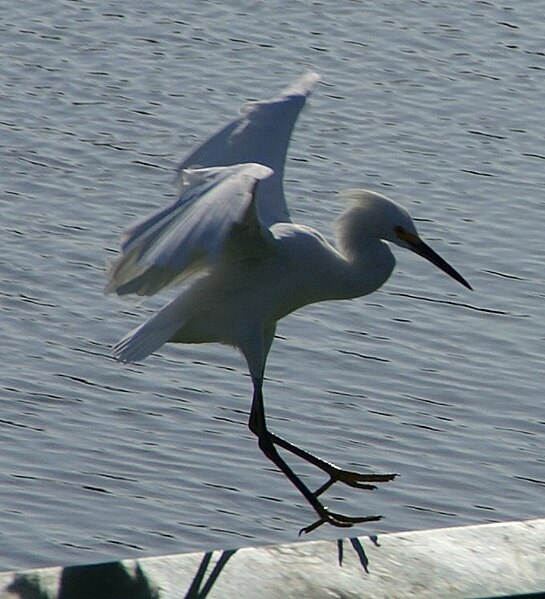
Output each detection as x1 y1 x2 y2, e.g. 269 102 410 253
1 518 544 598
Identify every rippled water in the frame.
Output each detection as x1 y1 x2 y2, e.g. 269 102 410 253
1 0 544 571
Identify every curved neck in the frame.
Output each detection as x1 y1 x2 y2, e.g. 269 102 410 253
337 238 396 299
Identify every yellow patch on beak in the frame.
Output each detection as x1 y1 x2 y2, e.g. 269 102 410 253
394 226 420 245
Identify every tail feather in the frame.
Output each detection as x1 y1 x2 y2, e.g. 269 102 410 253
112 295 186 363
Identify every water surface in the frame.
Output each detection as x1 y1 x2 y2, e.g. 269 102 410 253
1 0 544 571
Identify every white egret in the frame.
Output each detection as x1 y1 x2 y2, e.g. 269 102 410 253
106 73 471 533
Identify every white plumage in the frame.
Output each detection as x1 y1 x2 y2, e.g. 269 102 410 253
106 73 471 533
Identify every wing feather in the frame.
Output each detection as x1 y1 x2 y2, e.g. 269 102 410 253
105 163 273 296
177 72 320 226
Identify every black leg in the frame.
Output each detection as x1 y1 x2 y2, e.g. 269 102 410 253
248 377 393 533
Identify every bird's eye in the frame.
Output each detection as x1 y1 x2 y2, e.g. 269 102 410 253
395 226 415 243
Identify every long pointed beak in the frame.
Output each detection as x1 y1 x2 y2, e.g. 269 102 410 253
408 236 472 290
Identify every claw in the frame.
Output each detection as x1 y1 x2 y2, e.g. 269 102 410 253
313 469 397 497
313 477 376 497
299 508 383 535
329 468 397 486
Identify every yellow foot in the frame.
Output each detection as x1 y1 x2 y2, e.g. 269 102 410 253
299 507 383 535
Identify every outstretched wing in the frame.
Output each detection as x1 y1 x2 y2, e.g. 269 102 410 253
105 163 273 297
177 72 320 227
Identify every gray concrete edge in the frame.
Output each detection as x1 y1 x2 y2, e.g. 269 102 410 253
1 518 544 598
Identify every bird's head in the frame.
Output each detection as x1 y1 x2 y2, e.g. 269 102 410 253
339 190 472 290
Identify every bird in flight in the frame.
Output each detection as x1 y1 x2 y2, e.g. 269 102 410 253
106 73 471 534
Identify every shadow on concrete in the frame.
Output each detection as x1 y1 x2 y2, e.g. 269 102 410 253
5 538 375 597
6 561 159 599
337 535 378 574
4 548 237 599
183 549 237 598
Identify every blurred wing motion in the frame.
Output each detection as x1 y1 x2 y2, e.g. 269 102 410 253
106 72 320 298
105 163 273 296
177 71 320 227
